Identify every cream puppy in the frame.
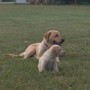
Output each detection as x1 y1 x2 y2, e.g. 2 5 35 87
38 45 64 72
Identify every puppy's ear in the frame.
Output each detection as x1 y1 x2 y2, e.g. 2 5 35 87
52 46 60 56
44 31 51 42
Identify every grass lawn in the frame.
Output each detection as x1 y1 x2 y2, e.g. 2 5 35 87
0 5 90 90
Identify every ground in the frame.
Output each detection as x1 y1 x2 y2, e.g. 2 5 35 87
0 5 90 90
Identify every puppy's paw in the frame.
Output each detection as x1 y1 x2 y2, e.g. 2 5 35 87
56 57 60 63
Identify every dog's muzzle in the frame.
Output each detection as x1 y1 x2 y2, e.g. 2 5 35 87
60 38 65 44
53 38 65 46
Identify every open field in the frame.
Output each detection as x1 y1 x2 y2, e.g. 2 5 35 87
0 5 90 90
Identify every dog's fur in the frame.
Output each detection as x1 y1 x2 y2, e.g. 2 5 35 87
38 45 64 72
20 30 64 59
5 30 64 59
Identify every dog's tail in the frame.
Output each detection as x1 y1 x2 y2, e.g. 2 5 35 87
5 54 20 58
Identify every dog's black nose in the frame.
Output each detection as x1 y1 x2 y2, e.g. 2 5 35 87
61 38 65 43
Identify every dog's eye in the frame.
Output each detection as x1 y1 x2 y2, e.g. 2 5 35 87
55 34 58 37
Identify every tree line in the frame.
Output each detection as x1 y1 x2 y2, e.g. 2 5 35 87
27 0 90 5
2 0 90 5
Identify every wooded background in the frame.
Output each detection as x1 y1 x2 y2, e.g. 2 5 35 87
2 0 90 5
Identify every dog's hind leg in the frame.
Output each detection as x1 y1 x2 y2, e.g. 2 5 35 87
20 47 36 59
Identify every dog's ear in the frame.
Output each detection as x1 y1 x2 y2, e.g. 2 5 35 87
44 31 51 42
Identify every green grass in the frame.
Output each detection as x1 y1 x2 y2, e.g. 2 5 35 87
0 5 90 90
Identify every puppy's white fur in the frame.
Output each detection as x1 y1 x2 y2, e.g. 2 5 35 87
38 45 64 72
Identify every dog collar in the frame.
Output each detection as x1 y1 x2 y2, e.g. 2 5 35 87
44 41 49 48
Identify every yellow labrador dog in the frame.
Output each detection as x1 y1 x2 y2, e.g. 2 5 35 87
20 30 64 59
6 30 64 59
38 45 64 72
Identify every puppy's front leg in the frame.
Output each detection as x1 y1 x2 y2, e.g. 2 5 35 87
38 60 45 72
53 61 59 72
56 57 60 63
